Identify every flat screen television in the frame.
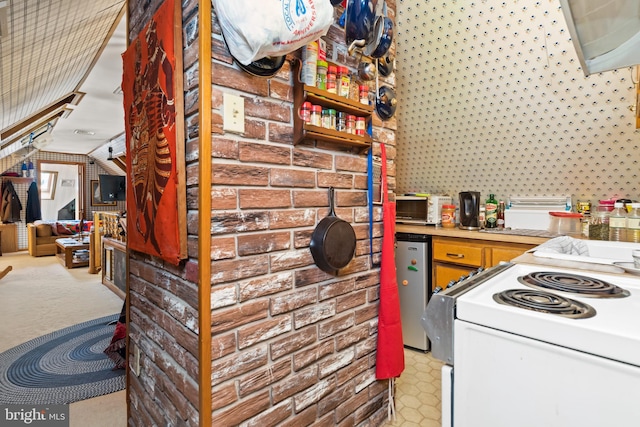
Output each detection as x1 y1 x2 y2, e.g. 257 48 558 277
98 174 126 202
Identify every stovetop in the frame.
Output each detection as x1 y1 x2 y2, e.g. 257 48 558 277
456 263 640 366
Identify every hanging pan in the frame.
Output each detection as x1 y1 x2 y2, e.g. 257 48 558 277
309 187 357 275
376 85 397 120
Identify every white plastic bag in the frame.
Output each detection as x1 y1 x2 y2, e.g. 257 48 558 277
213 0 334 65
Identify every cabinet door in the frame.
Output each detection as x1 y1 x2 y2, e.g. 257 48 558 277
433 263 476 290
433 238 484 267
486 243 535 267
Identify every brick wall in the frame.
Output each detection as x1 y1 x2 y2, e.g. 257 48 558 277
206 1 396 425
127 0 201 426
126 0 397 425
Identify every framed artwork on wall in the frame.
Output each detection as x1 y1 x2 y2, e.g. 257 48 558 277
91 180 116 206
121 0 187 265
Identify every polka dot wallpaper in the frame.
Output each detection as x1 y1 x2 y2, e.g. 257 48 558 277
394 0 640 207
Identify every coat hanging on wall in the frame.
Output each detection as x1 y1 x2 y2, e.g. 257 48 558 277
26 181 42 223
1 180 22 223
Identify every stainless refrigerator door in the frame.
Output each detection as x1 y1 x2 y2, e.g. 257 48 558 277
396 239 430 351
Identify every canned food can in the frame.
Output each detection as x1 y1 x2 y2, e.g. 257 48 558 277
577 201 591 214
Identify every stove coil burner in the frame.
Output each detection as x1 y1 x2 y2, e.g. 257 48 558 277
493 289 596 319
518 271 630 298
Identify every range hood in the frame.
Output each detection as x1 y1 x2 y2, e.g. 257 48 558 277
559 0 640 76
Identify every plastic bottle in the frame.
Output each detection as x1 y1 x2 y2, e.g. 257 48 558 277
301 41 318 87
309 105 322 127
337 66 350 97
485 194 498 228
497 200 505 229
626 203 640 243
299 102 311 123
326 65 337 94
479 206 486 229
21 162 28 177
608 202 627 242
441 204 456 228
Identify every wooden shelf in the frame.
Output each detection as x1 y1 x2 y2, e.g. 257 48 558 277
1 176 34 184
292 60 374 153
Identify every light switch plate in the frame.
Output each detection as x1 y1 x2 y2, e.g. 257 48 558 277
223 93 245 134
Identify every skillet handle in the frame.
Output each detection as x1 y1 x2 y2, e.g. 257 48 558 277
328 187 336 217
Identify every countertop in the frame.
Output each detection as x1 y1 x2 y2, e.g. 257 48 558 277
395 224 551 246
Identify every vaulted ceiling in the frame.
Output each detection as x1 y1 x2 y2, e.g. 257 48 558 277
0 0 126 171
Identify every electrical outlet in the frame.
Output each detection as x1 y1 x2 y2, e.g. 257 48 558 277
131 343 141 376
223 93 245 134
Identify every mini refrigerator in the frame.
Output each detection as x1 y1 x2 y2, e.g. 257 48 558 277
395 232 431 351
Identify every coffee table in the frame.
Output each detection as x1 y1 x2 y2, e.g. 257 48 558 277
55 237 90 269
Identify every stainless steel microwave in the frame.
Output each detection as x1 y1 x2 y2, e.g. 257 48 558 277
396 195 453 225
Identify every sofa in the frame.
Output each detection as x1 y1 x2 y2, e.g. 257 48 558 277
27 220 93 257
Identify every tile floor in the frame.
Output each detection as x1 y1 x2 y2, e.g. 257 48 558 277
385 348 444 427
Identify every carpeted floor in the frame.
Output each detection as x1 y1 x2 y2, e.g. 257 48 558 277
0 251 126 426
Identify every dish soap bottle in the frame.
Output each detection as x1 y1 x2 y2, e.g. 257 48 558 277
626 203 640 243
608 202 627 241
485 194 498 228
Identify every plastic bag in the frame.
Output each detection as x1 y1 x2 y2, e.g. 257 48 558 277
213 0 335 65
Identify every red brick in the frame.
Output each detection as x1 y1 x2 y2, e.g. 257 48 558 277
211 382 238 411
269 208 316 229
210 255 270 284
317 172 354 188
268 122 294 144
272 365 318 404
319 278 355 301
239 189 292 209
211 332 236 360
238 359 291 397
355 304 378 324
210 283 237 309
239 272 294 302
355 336 377 359
243 399 293 427
211 211 269 235
212 164 269 186
245 97 291 123
270 168 316 187
237 314 292 349
212 62 268 96
336 290 367 313
237 231 291 256
213 390 271 425
292 190 328 207
293 340 334 371
210 236 235 260
293 148 333 169
270 287 317 315
335 389 369 422
211 137 239 159
279 405 317 427
294 377 336 412
211 346 268 386
335 324 370 351
335 155 368 173
211 187 237 210
269 78 294 102
210 299 269 334
238 141 291 164
270 326 317 360
318 313 355 340
270 249 315 273
294 266 334 287
244 118 267 140
294 301 336 329
354 392 385 425
318 383 354 417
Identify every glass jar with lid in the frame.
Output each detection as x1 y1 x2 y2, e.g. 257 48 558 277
588 206 610 240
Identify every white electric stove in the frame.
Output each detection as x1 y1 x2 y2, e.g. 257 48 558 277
424 262 640 427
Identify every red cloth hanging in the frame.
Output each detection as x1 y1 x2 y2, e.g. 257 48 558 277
375 143 404 379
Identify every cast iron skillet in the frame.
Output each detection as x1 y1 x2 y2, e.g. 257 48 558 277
310 187 357 275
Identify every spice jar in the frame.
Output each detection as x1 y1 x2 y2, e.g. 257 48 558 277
588 207 610 241
346 115 356 134
359 85 369 105
299 102 311 123
321 108 336 129
441 204 456 228
355 117 366 136
337 66 350 97
309 105 322 127
316 60 328 91
326 65 337 94
336 112 347 132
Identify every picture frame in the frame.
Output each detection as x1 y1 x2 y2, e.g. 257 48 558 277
122 0 187 265
40 171 58 200
91 180 116 206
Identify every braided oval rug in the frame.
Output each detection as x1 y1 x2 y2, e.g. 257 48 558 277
0 314 125 404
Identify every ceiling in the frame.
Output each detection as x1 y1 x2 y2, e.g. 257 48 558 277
0 0 126 171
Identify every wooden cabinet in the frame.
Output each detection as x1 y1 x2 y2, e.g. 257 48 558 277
0 223 18 254
292 60 373 153
432 236 535 290
102 237 126 299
